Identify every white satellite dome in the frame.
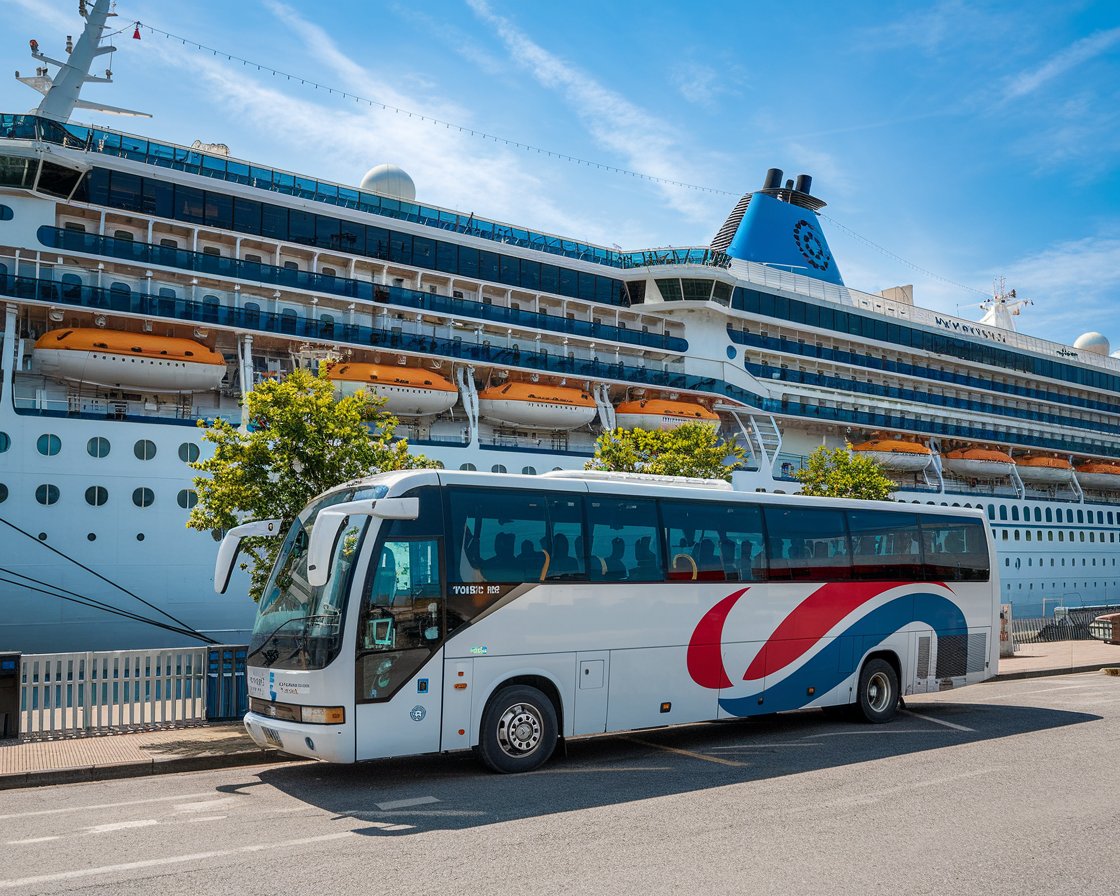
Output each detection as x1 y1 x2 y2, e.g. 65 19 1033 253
1074 332 1110 356
359 164 416 201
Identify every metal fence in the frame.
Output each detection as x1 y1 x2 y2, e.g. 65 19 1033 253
1010 606 1120 645
18 645 248 738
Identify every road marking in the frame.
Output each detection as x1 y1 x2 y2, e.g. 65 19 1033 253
174 797 239 812
623 736 745 767
529 766 672 774
0 832 356 890
83 819 160 835
901 709 975 731
4 836 60 845
184 815 228 823
374 796 439 811
0 792 217 821
806 728 929 737
789 768 995 813
708 743 823 752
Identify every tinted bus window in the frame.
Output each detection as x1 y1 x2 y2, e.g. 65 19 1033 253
586 497 662 582
848 510 922 580
660 500 767 582
764 506 851 581
921 516 989 581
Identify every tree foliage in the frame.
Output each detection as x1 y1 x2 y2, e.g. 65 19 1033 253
586 423 745 481
795 445 895 500
188 368 437 600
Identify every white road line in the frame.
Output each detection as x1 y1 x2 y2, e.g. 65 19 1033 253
0 792 217 821
0 832 356 890
789 768 995 813
529 766 672 774
806 728 929 737
708 743 822 751
174 797 239 813
374 796 440 811
901 709 975 732
83 820 160 835
623 736 745 767
4 837 60 845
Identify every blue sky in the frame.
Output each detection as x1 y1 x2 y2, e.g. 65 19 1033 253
2 0 1118 348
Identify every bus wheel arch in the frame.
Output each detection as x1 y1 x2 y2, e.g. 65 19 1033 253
477 677 562 774
856 652 901 724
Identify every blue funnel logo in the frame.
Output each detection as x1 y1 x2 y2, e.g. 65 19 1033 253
725 192 844 286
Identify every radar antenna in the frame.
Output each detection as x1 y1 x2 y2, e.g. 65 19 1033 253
978 276 1033 333
14 0 150 122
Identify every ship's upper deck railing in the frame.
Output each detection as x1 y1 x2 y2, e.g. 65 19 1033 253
725 257 1120 374
0 113 723 272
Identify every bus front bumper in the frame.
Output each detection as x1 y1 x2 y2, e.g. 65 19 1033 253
244 712 355 763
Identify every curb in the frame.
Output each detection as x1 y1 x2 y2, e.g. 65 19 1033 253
0 747 298 792
991 663 1115 682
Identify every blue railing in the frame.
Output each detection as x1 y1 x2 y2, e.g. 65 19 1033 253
3 113 720 271
37 227 689 353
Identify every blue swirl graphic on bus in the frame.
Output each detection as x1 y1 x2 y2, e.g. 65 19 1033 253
717 592 968 717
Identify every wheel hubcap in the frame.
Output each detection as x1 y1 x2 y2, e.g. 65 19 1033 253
867 671 892 712
497 703 542 756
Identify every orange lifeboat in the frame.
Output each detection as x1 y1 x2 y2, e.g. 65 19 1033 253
33 328 225 392
850 438 931 472
1015 455 1074 485
326 362 457 416
477 381 597 430
941 447 1014 480
1075 461 1120 491
614 398 719 432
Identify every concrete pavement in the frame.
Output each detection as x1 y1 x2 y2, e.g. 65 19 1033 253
1 638 1116 791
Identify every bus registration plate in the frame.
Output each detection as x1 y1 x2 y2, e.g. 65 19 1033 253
260 725 283 749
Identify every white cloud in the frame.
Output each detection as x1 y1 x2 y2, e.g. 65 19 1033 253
1003 28 1120 101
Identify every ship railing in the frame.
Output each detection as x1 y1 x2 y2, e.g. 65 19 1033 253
15 646 249 738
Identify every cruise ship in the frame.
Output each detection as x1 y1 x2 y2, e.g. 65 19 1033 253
3 1 1119 651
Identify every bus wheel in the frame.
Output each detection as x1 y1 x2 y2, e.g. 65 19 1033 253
479 685 558 774
856 658 899 724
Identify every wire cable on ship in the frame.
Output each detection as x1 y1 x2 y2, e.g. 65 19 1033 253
0 517 217 644
0 568 216 642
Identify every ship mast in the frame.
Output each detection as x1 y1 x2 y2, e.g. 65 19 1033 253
15 0 149 122
978 277 1033 333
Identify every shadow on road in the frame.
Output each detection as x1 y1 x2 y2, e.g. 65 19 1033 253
246 700 1097 832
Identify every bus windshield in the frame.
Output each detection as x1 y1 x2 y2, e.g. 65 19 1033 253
249 485 388 670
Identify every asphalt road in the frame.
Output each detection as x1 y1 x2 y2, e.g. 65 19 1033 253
2 673 1119 896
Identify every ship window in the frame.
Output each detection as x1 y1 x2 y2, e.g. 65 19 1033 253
132 487 155 508
36 484 60 506
998 505 1007 521
0 483 6 503
1045 508 1052 522
986 505 995 520
0 431 9 453
202 246 220 257
0 204 13 221
178 442 201 463
1077 510 1084 523
177 489 198 509
1011 506 1019 521
86 437 110 458
85 486 108 507
113 230 134 242
133 439 157 460
459 463 476 471
37 434 62 456
491 465 507 474
64 221 86 232
521 466 537 475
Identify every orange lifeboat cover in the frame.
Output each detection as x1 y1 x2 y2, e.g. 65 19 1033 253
1076 461 1120 475
851 439 931 455
34 328 224 365
477 381 595 407
1016 456 1073 470
615 398 718 420
943 448 1013 463
325 362 456 392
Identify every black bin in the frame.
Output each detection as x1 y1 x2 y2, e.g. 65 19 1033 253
0 652 20 740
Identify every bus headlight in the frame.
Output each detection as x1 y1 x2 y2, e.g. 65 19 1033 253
301 706 346 725
249 697 345 725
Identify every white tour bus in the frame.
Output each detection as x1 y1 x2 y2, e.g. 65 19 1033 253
221 469 999 773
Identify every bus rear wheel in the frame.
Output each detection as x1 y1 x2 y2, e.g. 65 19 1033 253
478 685 558 774
856 658 899 723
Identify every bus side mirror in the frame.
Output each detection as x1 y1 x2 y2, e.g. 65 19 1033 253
214 519 283 594
306 498 419 588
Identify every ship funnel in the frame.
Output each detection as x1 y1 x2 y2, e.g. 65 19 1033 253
794 174 813 194
763 168 783 190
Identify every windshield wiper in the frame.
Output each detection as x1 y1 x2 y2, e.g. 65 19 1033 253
248 611 341 663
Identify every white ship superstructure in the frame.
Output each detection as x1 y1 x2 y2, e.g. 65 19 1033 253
2 0 1118 650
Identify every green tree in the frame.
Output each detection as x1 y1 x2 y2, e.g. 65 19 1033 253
188 367 437 600
795 445 895 500
586 423 745 480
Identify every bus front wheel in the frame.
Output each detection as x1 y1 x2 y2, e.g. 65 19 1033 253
856 658 899 723
478 685 558 774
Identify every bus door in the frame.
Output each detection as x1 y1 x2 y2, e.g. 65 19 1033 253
353 536 445 761
572 651 610 734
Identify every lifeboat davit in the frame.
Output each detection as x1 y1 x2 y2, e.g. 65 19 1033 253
941 447 1014 480
1015 456 1075 485
850 438 931 472
33 328 225 392
326 362 457 417
1075 461 1120 491
477 381 597 430
614 398 720 431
